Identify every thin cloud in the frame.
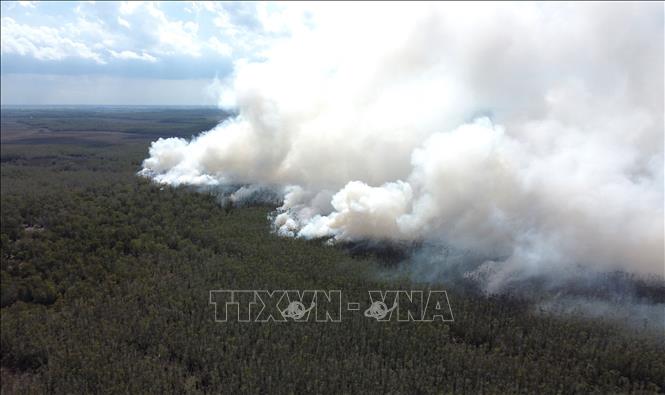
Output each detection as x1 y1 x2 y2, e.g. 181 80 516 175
108 49 157 63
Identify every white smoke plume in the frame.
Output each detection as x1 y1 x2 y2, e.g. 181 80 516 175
141 3 664 282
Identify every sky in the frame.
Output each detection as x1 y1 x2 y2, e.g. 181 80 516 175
0 1 306 105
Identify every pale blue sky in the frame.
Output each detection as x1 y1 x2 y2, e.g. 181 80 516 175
0 1 301 105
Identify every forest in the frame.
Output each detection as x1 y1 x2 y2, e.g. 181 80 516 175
1 108 664 394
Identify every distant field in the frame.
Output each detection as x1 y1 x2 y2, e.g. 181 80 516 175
0 106 230 146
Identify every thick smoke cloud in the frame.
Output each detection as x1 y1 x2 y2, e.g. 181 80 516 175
141 3 664 282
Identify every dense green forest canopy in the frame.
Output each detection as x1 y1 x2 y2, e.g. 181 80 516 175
1 108 663 394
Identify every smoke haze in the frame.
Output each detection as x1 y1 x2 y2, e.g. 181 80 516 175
141 3 664 286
